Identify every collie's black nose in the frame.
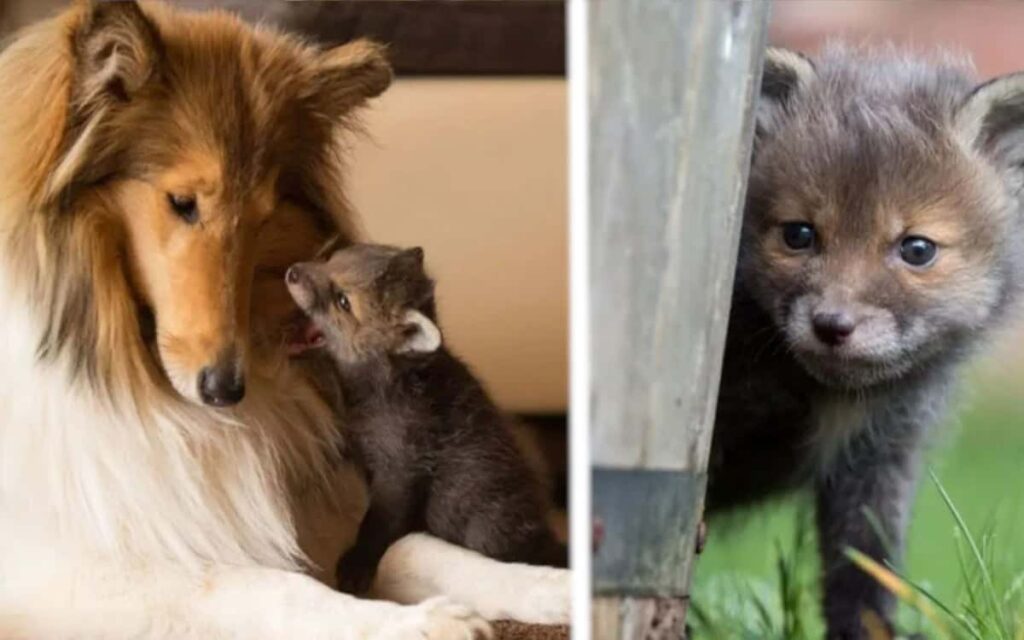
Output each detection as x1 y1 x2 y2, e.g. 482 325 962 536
198 354 245 407
286 265 304 284
812 312 856 346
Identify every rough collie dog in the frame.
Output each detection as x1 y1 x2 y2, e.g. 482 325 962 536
0 2 568 638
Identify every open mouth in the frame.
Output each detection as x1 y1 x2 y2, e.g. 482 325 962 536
285 314 326 356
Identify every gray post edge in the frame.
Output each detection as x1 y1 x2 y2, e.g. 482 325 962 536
589 0 770 596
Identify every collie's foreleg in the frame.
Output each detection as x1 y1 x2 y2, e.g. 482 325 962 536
1 559 489 640
370 534 570 625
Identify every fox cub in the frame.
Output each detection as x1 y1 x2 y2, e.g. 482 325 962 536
709 45 1024 638
286 243 566 594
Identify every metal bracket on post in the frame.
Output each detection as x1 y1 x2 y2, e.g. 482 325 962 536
592 468 705 597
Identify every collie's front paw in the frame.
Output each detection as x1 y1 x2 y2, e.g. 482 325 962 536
516 567 570 625
375 598 491 640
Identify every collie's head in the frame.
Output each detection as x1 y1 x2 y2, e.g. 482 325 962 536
0 1 391 407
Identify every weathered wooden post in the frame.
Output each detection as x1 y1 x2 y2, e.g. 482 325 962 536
589 0 770 636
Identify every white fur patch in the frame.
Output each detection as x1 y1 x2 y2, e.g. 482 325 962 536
373 534 571 625
398 309 442 354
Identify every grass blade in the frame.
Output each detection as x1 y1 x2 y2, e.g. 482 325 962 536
898 570 985 640
930 469 1009 639
861 506 898 561
845 547 952 639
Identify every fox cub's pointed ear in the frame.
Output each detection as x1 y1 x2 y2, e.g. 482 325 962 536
956 73 1024 168
309 39 392 119
382 247 426 284
74 1 162 106
397 309 441 355
756 48 815 136
393 247 425 270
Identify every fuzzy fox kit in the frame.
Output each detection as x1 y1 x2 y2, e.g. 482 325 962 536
708 46 1024 638
286 243 567 594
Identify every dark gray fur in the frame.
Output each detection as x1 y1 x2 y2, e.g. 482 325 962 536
287 244 566 595
708 45 1024 639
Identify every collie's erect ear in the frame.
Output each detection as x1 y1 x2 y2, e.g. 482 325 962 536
955 72 1024 169
47 1 161 203
308 39 393 119
756 48 815 136
74 1 162 106
397 309 441 355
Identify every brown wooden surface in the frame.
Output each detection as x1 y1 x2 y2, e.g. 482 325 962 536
592 597 687 640
494 621 569 640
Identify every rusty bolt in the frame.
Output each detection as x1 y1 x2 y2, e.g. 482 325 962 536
593 517 605 553
695 520 707 555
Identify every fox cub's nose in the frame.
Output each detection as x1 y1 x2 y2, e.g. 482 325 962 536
285 264 319 311
812 312 856 347
286 265 304 284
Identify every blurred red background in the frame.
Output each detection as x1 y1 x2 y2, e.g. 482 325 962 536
771 0 1024 79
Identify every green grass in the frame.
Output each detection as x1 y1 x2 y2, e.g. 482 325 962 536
691 364 1024 638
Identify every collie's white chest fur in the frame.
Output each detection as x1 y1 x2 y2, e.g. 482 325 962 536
0 268 347 572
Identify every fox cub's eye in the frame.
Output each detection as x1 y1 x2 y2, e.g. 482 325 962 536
167 194 199 224
781 222 815 251
335 290 352 313
899 236 937 267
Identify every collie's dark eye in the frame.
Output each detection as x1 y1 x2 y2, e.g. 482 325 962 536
335 290 351 313
899 236 937 267
167 194 198 224
781 222 815 251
